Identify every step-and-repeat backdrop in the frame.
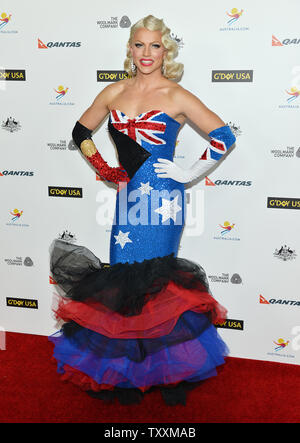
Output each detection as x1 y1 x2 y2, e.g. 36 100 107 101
1 0 299 365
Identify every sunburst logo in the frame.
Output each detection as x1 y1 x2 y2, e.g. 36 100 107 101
54 85 69 100
213 219 239 241
10 208 23 221
0 12 12 29
226 8 244 25
49 85 74 106
273 338 289 351
286 87 300 102
219 220 235 235
219 8 249 31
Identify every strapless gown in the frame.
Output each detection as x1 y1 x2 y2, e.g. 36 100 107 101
49 109 229 405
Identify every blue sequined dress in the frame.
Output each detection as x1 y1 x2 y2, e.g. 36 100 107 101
49 109 229 405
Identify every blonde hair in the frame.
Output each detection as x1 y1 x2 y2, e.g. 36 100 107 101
124 15 183 81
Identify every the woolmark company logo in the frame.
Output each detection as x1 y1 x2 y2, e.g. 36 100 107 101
47 139 67 150
270 146 300 158
212 70 253 82
4 256 33 266
208 272 242 284
47 139 77 151
96 16 131 28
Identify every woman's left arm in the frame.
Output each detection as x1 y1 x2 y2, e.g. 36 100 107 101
175 86 226 134
153 87 236 183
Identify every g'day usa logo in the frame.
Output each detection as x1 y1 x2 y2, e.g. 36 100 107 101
267 197 300 210
48 186 82 198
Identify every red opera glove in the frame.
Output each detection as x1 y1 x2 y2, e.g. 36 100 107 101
88 150 129 184
72 120 129 185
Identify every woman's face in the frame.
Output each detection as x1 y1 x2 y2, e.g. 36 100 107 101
130 27 167 75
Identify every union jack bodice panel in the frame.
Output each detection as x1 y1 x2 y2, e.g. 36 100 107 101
109 109 180 147
108 109 181 180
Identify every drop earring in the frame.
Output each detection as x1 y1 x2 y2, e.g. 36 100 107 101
131 59 136 73
161 59 166 76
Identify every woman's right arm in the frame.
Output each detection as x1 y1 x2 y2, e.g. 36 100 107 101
72 84 129 184
77 83 116 130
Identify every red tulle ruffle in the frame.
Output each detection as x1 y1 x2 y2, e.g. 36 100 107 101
53 280 227 339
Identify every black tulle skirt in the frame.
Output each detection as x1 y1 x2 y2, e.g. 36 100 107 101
49 239 229 405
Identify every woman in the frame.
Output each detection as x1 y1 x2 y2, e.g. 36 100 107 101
49 15 236 406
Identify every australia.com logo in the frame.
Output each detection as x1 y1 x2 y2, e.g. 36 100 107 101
38 38 81 48
6 208 29 227
219 8 249 32
0 11 18 33
49 85 74 106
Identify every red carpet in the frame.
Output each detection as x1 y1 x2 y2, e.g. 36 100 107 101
0 331 299 423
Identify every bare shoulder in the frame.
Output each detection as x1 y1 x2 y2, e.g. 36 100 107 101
172 84 225 134
171 83 208 115
93 78 129 108
78 79 131 130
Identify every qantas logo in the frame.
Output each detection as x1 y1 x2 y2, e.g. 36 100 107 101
38 38 81 48
205 177 252 186
260 294 300 306
0 169 34 176
272 35 300 46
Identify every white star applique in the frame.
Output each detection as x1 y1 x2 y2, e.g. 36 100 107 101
114 230 132 249
138 181 153 195
154 195 182 223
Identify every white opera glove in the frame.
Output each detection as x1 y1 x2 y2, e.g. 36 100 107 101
153 157 217 183
153 124 236 184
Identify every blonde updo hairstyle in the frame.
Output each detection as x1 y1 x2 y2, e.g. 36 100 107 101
124 15 183 81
